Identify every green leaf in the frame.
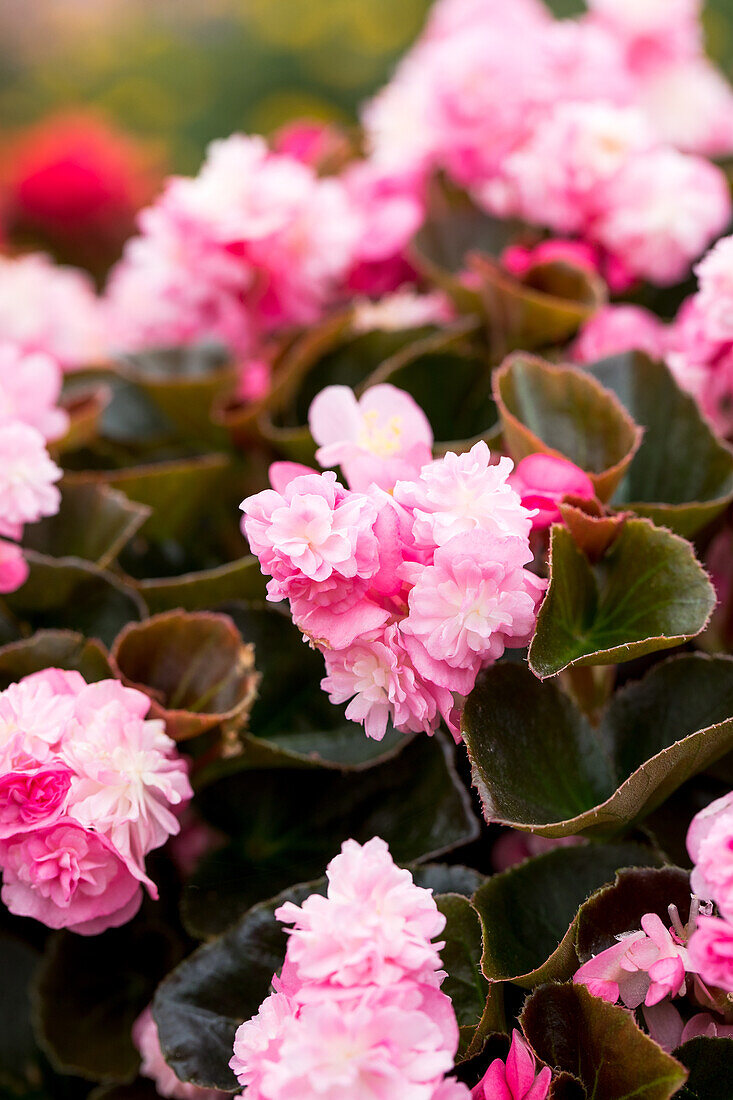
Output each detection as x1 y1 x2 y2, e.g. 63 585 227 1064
493 354 641 501
137 557 266 614
674 1037 733 1099
463 655 733 837
575 867 692 964
0 932 40 1093
589 354 733 536
23 482 150 569
110 610 259 742
528 521 715 679
89 1083 159 1100
473 843 659 987
34 914 184 1083
4 553 145 647
54 384 113 455
181 735 479 937
0 631 112 689
412 864 484 898
521 983 687 1100
437 893 491 1057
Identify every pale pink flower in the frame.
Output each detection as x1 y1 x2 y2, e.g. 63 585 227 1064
687 916 733 993
134 1006 228 1099
586 0 702 70
665 296 733 435
593 149 731 285
0 253 103 370
574 913 689 1008
230 990 296 1093
61 680 193 868
508 454 596 529
638 58 733 157
241 470 382 609
0 675 78 768
572 305 668 366
471 1030 551 1100
352 290 453 335
0 820 143 934
275 837 446 992
0 422 61 534
394 442 532 550
0 343 68 442
309 384 434 492
0 539 28 594
321 623 452 740
402 531 542 678
257 985 457 1100
687 791 733 920
694 235 733 344
0 763 72 839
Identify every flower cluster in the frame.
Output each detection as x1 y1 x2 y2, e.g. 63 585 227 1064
0 669 192 934
229 836 461 1100
364 0 732 286
574 790 733 1050
241 384 545 740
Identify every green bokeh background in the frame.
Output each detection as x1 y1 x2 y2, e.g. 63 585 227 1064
1 0 733 173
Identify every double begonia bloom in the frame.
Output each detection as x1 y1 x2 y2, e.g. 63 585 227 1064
0 820 144 935
0 422 62 536
507 455 595 529
472 1030 551 1100
134 1006 227 1099
687 791 733 920
0 343 68 443
694 235 733 344
574 913 690 1008
276 837 446 991
309 384 434 492
687 916 733 993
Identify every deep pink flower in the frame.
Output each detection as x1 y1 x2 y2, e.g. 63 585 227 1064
0 539 28 594
687 915 733 993
472 1030 551 1100
574 913 689 1008
309 383 433 491
508 454 595 529
134 1005 227 1099
394 442 532 550
0 763 71 838
572 304 668 366
275 837 446 992
0 820 144 934
502 239 602 280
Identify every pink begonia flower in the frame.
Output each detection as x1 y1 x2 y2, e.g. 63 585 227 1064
0 343 68 442
502 239 602 281
693 235 733 344
585 0 702 70
572 305 668 366
0 675 78 767
681 1011 733 1043
402 531 543 680
667 297 733 438
275 837 446 992
61 679 193 868
0 763 72 839
230 990 296 1094
500 102 654 236
236 357 272 404
0 422 62 535
574 913 690 1008
241 469 382 607
0 253 103 371
351 290 453 335
321 623 453 741
394 442 532 550
637 58 733 157
687 791 733 920
0 539 28 594
309 384 434 491
687 916 733 993
0 820 144 934
507 454 595 529
472 1030 551 1100
134 1006 227 1099
643 1001 733 1053
593 148 730 286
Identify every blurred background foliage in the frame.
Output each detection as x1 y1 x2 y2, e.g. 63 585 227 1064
1 0 732 177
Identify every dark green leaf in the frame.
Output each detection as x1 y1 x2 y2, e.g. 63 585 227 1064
589 354 733 536
182 735 479 937
0 631 112 690
493 354 641 501
529 522 715 678
437 894 490 1056
521 983 687 1100
463 656 733 837
473 844 659 986
674 1037 733 1099
137 558 266 614
23 483 150 568
0 932 40 1093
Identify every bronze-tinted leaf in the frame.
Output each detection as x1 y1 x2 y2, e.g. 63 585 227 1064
24 482 150 568
0 630 112 689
